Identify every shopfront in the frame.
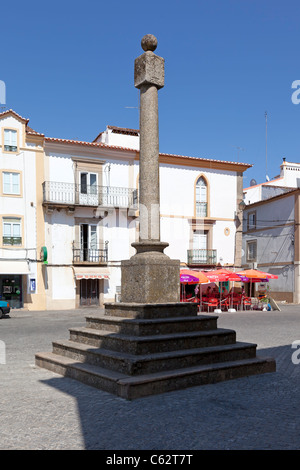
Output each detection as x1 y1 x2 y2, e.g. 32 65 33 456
74 267 109 308
0 274 23 308
0 261 31 309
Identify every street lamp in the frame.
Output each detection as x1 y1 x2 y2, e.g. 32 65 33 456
238 200 246 211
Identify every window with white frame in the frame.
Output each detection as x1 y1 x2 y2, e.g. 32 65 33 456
195 177 207 216
79 172 98 205
247 240 257 261
80 172 97 194
193 231 208 251
4 129 18 152
2 217 22 245
2 172 20 195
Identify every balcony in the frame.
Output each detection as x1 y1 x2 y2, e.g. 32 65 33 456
3 237 22 246
187 249 217 265
43 181 138 209
196 202 207 217
72 241 108 264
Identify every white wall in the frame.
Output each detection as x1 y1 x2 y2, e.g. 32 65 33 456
98 128 139 150
242 195 295 296
43 142 243 305
159 164 237 219
0 115 37 255
47 152 75 183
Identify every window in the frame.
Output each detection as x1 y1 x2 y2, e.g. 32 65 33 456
3 218 22 245
196 177 207 216
79 172 98 205
4 129 17 152
193 231 208 251
247 240 257 261
191 230 212 264
80 172 97 194
247 211 256 230
80 224 98 262
3 172 20 195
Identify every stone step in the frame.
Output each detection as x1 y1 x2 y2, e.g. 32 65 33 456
52 339 257 375
117 357 276 400
85 314 218 336
68 326 236 355
103 302 198 319
35 351 125 396
35 351 276 400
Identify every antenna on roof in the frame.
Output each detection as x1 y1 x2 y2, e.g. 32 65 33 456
124 91 140 128
265 111 269 181
233 146 245 162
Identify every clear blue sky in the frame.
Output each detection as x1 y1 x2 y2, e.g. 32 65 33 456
1 0 300 187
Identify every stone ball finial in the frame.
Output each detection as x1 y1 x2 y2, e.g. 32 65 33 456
141 34 157 52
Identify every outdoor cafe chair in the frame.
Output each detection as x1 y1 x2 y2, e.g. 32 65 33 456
221 297 230 311
231 296 241 310
207 298 219 312
243 297 252 310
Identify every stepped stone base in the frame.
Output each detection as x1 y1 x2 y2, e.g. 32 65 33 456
35 302 276 400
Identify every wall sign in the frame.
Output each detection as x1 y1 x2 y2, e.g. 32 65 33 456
40 246 48 263
30 278 36 292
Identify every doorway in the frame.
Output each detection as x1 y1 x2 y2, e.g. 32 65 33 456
80 279 99 306
80 224 97 262
193 230 208 263
0 275 23 308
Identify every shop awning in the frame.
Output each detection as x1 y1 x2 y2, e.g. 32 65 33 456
0 260 31 275
74 267 110 280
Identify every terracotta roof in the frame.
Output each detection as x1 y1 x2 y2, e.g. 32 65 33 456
159 151 252 168
107 125 139 136
0 109 29 123
92 131 103 142
26 125 44 137
93 125 139 142
0 109 44 136
45 136 252 168
45 136 135 152
1 110 251 170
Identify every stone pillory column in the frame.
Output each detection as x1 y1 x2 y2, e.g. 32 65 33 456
35 33 276 401
134 34 163 245
120 34 180 304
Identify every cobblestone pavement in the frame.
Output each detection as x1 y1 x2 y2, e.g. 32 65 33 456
0 304 300 450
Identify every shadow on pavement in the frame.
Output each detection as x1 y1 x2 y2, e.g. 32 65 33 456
40 343 300 450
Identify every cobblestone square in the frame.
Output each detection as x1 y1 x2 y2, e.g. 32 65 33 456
0 305 299 450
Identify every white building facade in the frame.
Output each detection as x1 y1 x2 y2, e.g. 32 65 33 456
0 112 251 309
244 158 300 205
42 126 250 309
0 110 45 309
242 159 300 303
242 188 299 302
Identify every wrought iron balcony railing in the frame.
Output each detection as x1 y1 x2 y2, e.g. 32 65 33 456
72 241 108 264
196 202 208 217
3 236 22 246
43 181 138 208
187 249 217 265
4 145 17 152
